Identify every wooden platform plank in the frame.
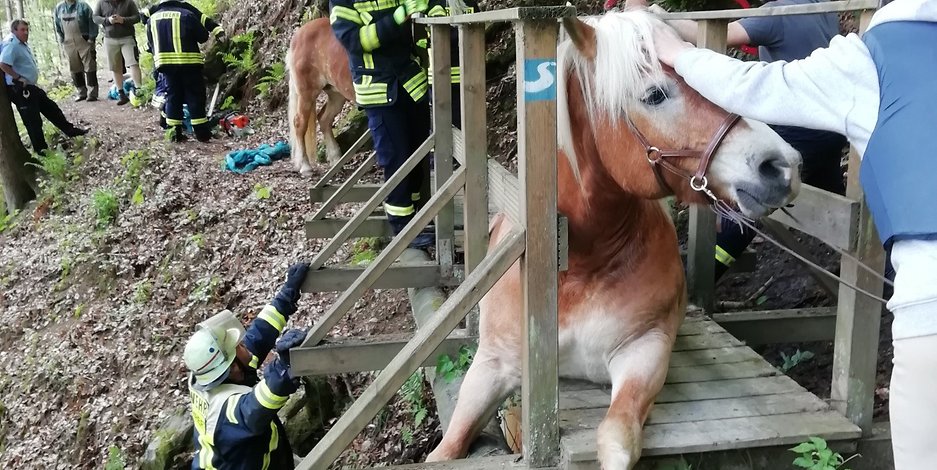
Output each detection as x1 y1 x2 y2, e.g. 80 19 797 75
668 346 762 367
561 392 829 431
563 411 861 462
672 332 743 351
676 319 730 336
656 376 805 403
666 359 779 384
367 454 525 469
300 264 463 292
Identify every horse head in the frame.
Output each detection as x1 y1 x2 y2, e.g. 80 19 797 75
558 12 801 217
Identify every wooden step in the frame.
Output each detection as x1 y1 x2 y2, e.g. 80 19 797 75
290 330 478 376
364 455 526 469
300 263 464 292
309 184 381 203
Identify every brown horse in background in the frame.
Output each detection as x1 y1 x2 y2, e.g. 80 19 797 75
287 17 355 176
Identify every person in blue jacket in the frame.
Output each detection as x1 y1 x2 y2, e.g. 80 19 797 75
651 0 937 466
183 263 309 469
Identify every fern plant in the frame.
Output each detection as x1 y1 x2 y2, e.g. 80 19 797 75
223 31 257 75
254 62 286 98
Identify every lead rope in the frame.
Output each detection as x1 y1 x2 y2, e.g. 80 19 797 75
692 182 892 305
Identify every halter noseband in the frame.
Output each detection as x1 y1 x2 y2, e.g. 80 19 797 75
629 113 742 197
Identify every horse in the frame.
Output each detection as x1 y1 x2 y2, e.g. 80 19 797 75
426 11 801 470
286 17 355 176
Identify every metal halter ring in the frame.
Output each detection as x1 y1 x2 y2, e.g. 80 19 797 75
645 146 661 164
690 175 708 192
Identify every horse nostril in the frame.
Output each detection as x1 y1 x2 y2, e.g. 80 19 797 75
758 154 790 182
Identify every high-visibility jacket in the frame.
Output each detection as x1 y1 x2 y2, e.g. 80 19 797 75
189 304 297 470
143 0 223 68
424 0 480 86
329 0 428 107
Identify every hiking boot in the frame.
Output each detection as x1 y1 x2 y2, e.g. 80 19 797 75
86 95 98 102
65 127 89 137
74 94 87 102
170 126 188 143
409 231 436 249
116 90 129 106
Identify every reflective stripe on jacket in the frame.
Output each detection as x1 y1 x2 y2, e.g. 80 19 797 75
144 0 222 68
329 0 427 107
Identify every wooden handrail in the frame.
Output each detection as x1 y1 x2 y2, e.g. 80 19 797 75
660 0 877 20
416 5 575 25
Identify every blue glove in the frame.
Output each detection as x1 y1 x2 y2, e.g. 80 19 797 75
275 328 307 368
270 262 309 318
263 356 300 395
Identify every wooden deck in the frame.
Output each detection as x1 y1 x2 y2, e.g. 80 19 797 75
367 315 860 469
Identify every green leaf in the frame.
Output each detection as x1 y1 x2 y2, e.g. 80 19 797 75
131 185 144 205
413 407 427 426
253 183 272 200
810 437 828 451
790 442 815 454
792 456 814 468
756 294 768 305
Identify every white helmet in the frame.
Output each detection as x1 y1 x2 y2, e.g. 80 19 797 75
183 322 242 391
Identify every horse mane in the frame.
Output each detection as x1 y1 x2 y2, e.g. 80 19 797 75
557 10 667 183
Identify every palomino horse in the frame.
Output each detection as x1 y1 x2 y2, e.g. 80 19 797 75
286 17 355 176
426 11 801 470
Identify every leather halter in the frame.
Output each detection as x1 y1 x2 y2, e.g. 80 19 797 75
629 113 742 195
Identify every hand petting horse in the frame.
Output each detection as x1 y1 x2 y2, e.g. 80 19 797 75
286 18 355 176
427 11 801 470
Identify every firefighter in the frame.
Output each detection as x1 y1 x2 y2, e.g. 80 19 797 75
330 0 435 248
183 263 309 470
53 0 99 101
144 0 223 142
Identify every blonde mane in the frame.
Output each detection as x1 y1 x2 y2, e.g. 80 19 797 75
557 11 668 182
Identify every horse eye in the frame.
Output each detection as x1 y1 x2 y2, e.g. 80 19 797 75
642 87 668 106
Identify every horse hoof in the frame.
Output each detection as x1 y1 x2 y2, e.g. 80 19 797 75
300 168 314 178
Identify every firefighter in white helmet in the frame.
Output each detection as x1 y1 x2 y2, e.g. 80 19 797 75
183 262 308 470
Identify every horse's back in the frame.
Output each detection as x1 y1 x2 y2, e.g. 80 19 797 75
289 17 354 101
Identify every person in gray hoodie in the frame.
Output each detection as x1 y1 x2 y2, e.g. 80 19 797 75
54 0 98 101
93 0 142 105
652 1 937 467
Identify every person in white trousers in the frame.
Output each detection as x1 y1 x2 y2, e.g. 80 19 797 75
646 0 937 467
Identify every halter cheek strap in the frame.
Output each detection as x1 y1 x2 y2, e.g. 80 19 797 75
630 113 742 196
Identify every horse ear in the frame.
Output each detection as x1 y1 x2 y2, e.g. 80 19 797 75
562 17 597 60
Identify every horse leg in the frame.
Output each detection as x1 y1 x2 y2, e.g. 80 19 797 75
598 329 674 470
288 75 317 177
318 89 346 166
426 343 520 461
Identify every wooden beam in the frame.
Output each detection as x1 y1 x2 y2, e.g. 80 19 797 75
308 133 434 271
685 20 727 314
431 23 457 280
516 19 560 468
832 135 884 430
309 184 380 203
659 0 878 20
294 229 527 470
461 23 489 337
415 6 575 25
761 218 840 298
311 153 377 220
712 307 837 345
289 331 477 376
312 129 372 189
304 216 394 239
300 264 462 292
302 168 467 347
767 184 859 251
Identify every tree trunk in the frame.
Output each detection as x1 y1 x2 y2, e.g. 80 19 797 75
0 83 38 215
15 0 23 18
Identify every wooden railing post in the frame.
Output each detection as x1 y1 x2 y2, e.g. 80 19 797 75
460 23 489 336
831 8 884 434
431 24 456 278
515 18 560 468
685 19 727 314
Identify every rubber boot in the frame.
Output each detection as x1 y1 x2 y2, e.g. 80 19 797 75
86 71 99 101
116 89 129 106
73 73 87 101
194 123 212 143
388 215 435 249
170 126 188 143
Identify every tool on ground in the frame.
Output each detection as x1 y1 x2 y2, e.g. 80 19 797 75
219 112 253 138
207 81 221 116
